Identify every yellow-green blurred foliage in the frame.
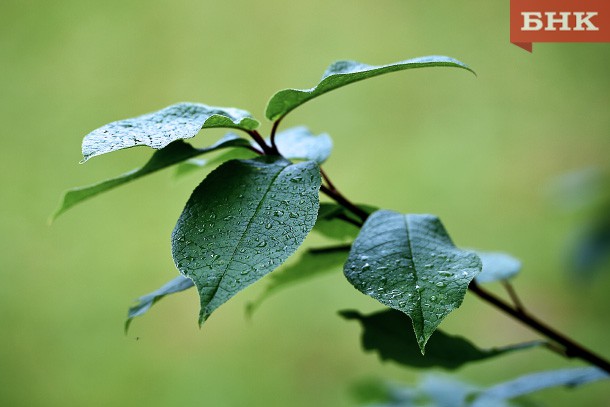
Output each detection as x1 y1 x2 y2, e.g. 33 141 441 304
1 1 609 406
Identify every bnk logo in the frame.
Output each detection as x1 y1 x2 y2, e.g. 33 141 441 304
510 0 610 52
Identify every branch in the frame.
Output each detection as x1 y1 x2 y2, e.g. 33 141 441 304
469 281 610 374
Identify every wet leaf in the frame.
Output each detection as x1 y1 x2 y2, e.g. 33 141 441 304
474 251 522 284
53 135 250 220
340 309 543 370
82 103 259 161
125 275 194 332
265 56 474 121
172 156 321 324
344 210 481 352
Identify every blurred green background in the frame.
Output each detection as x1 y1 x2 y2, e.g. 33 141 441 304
1 0 609 406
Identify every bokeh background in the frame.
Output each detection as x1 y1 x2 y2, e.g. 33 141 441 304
1 1 609 406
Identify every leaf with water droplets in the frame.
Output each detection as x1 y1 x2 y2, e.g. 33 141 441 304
246 245 348 316
171 156 321 324
474 251 522 284
82 103 259 161
53 135 251 220
341 309 544 370
343 210 481 353
265 56 474 121
272 126 333 164
125 275 194 333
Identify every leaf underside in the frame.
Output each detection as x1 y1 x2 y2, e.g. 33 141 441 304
341 309 542 370
273 126 333 164
474 251 522 284
344 210 481 352
81 103 259 161
53 135 251 220
171 156 321 324
125 275 194 332
265 56 474 121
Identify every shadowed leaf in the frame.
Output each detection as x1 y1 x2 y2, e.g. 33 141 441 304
53 135 251 220
246 246 348 316
341 309 543 370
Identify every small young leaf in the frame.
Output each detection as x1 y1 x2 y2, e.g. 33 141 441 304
265 56 474 121
340 309 543 370
344 210 481 352
246 245 348 316
474 251 522 284
273 126 333 164
53 135 251 220
470 367 609 406
171 156 321 324
82 103 259 161
125 275 194 332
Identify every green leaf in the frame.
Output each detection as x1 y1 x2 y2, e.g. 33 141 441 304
340 309 543 370
474 251 522 284
53 135 251 220
313 203 376 241
343 210 481 352
470 367 609 406
265 56 474 121
125 275 194 333
82 103 259 161
246 245 348 316
273 126 333 164
171 156 321 324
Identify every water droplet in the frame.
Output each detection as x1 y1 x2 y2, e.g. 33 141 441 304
290 176 303 183
438 271 452 277
289 212 298 218
257 241 267 247
274 210 284 217
435 282 445 287
430 295 437 301
362 263 371 271
265 223 272 229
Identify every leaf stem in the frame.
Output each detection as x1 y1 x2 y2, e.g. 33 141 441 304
469 281 610 374
501 281 525 312
246 130 276 155
320 184 369 223
269 118 283 154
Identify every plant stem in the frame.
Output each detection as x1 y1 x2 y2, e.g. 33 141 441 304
269 118 282 154
319 165 610 373
469 281 610 374
246 130 276 155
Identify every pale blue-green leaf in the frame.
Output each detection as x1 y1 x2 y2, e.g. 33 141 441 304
341 309 544 370
53 135 251 220
171 156 321 324
474 251 522 284
470 367 609 407
125 275 194 332
246 246 348 316
82 103 259 161
344 210 481 352
265 56 474 121
273 126 332 164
